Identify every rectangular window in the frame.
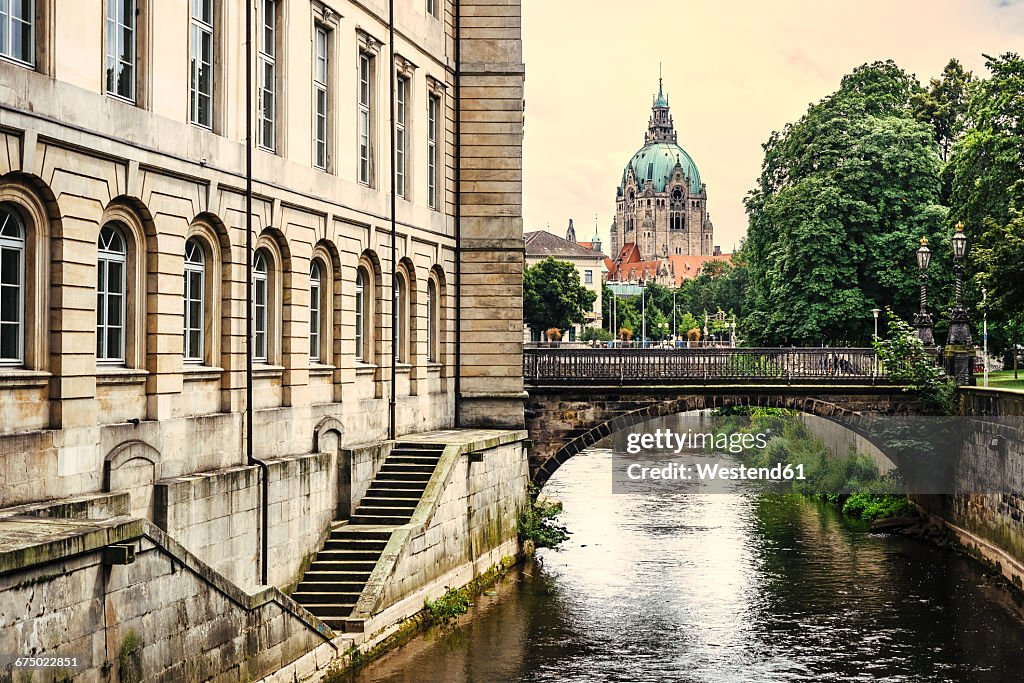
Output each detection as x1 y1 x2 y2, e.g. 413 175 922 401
105 0 137 102
184 268 204 361
253 276 267 361
427 0 437 19
358 52 373 185
584 270 593 285
0 237 24 365
258 0 276 151
313 25 329 170
0 0 34 66
396 76 408 198
189 0 214 128
428 94 439 209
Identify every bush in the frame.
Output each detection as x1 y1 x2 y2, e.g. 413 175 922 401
580 327 614 342
518 488 569 549
545 327 562 341
842 493 916 521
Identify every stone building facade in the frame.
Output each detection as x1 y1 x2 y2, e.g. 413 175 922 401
523 223 604 340
0 0 524 527
610 79 715 261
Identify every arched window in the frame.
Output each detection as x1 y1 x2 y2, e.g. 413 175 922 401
183 238 206 363
426 278 436 362
253 250 269 362
393 273 408 363
97 223 128 364
0 205 25 365
309 260 322 362
355 267 367 362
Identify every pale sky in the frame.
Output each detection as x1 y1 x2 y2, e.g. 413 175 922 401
521 0 1024 254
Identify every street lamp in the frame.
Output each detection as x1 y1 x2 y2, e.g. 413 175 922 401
945 222 974 385
982 287 988 388
871 308 881 340
913 237 934 346
641 282 647 347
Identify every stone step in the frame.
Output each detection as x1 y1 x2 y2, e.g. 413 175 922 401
363 487 422 499
387 455 442 465
301 601 361 617
379 462 436 474
322 537 390 550
368 479 427 490
351 513 411 526
307 559 379 573
354 504 416 517
295 581 365 594
330 528 394 541
301 570 372 583
372 470 432 482
358 496 418 508
315 548 382 561
392 443 445 452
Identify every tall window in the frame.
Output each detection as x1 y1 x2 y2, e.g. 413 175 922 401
396 76 408 198
253 251 268 362
584 270 593 285
106 0 137 101
354 268 366 361
393 276 406 363
97 224 127 363
309 261 322 362
358 52 373 185
428 94 439 209
313 26 329 170
189 0 214 128
183 238 205 362
427 0 438 18
258 0 277 151
426 278 436 362
0 0 33 66
0 206 24 365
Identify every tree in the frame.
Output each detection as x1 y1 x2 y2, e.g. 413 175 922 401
948 53 1024 232
910 58 974 162
743 61 950 345
523 257 597 333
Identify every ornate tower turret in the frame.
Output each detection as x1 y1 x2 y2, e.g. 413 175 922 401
565 218 576 244
645 77 677 144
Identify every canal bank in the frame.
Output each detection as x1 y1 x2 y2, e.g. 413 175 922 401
348 447 1024 683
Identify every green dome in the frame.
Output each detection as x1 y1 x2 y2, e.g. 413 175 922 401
622 142 702 195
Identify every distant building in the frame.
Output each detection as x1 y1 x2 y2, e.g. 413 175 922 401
525 224 606 340
608 78 726 286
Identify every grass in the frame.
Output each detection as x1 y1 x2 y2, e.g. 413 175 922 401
976 370 1024 390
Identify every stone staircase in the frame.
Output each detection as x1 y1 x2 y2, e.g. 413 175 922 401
352 443 445 525
291 442 445 628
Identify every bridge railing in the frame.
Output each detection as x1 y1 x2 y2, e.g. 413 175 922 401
523 347 888 385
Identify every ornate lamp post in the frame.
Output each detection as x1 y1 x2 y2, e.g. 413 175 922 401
871 308 881 340
913 237 934 346
945 223 975 385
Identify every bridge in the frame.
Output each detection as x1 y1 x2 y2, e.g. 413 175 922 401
522 346 920 485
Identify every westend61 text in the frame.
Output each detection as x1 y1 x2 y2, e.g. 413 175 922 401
625 462 807 482
625 428 769 455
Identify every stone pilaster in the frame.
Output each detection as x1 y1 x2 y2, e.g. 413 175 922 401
456 0 527 429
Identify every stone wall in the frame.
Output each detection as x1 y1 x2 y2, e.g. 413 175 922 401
154 453 336 592
0 518 339 683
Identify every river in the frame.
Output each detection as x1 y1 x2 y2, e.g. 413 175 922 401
351 445 1024 683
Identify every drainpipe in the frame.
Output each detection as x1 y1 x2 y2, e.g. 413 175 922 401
246 0 270 587
453 0 462 427
388 0 397 440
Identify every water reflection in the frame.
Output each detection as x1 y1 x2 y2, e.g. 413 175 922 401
353 447 1024 683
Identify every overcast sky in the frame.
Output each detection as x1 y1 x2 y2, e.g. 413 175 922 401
521 0 1024 254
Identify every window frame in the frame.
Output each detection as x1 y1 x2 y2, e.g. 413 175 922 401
355 267 366 362
427 93 440 210
96 223 128 365
309 259 323 362
393 272 408 364
396 75 409 198
426 276 438 363
358 51 374 186
189 0 215 128
252 250 269 362
104 0 137 103
257 0 277 152
312 24 330 171
183 237 206 364
427 0 439 19
0 0 34 67
0 205 25 365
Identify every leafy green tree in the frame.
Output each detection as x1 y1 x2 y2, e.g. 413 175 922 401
523 257 597 333
744 61 950 345
910 58 974 162
949 53 1024 232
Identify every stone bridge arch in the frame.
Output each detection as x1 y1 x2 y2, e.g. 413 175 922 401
525 387 922 487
